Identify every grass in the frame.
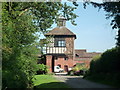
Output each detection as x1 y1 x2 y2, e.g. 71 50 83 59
32 74 71 88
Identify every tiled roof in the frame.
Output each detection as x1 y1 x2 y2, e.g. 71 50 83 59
45 26 76 38
75 49 101 60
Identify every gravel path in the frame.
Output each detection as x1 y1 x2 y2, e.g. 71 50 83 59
54 75 113 88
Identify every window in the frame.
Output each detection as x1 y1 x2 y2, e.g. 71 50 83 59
57 67 60 69
58 40 66 47
64 57 68 60
54 38 66 47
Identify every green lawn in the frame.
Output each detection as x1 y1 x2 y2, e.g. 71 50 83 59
33 74 71 88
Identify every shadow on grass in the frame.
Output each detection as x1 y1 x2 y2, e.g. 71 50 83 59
34 82 71 88
33 75 115 88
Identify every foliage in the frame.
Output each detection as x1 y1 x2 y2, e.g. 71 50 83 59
68 63 88 76
60 2 78 25
89 47 120 74
2 3 39 88
84 1 120 46
89 55 101 74
67 70 74 76
72 63 88 72
85 47 120 87
83 2 120 86
2 2 78 89
37 64 48 74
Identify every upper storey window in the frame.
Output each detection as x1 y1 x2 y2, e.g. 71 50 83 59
54 38 66 47
58 40 66 47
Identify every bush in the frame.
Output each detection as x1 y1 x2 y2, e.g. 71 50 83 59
68 63 88 76
37 64 48 74
73 63 88 71
85 47 120 87
89 55 101 74
89 47 120 74
68 70 74 76
2 46 39 89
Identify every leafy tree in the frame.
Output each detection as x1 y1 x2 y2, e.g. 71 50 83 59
2 2 78 89
2 3 39 88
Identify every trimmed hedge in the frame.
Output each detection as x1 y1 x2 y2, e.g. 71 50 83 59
85 47 120 87
89 47 120 74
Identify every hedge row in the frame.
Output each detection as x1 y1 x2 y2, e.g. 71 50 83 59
85 47 120 87
89 47 120 74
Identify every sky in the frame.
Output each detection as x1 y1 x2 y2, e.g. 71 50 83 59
40 2 117 53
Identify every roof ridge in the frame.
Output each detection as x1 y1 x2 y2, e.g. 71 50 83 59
45 26 76 38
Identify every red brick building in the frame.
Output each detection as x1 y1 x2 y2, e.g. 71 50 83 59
44 16 101 72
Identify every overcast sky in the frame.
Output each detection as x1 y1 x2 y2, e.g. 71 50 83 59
40 2 117 53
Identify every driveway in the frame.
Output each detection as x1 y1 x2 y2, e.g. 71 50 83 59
54 75 113 88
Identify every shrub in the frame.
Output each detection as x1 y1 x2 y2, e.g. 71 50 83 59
89 55 101 74
72 66 79 72
73 63 88 72
37 64 48 74
85 47 120 87
67 70 74 76
68 63 88 76
89 47 120 74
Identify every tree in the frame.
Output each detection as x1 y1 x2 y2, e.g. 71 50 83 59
2 2 39 88
2 2 78 88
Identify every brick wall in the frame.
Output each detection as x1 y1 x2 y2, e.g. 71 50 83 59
46 53 100 72
65 37 75 55
46 55 52 72
54 56 91 70
54 57 74 70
